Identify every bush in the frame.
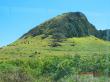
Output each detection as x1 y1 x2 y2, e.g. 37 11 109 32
0 63 34 82
41 34 48 39
49 42 61 47
52 33 65 42
54 59 75 81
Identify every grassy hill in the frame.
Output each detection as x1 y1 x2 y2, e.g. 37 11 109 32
0 35 110 82
0 35 110 60
0 12 110 82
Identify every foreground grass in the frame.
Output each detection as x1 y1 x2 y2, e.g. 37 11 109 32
0 55 110 82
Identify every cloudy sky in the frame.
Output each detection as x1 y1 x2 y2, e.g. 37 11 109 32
0 0 110 46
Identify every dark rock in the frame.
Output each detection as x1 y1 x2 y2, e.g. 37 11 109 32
20 12 110 41
99 29 110 41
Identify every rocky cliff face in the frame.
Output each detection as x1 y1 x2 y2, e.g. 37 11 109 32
21 12 109 41
99 29 110 41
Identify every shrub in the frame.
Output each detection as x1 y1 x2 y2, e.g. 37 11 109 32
41 34 48 39
54 59 75 81
0 63 34 82
49 41 61 47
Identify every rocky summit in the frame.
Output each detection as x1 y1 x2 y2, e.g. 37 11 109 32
21 12 109 41
21 12 99 38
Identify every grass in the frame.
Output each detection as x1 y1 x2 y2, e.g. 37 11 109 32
0 35 110 82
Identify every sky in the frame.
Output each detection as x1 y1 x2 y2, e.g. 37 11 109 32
0 0 110 47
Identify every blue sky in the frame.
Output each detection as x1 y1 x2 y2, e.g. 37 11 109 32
0 0 110 47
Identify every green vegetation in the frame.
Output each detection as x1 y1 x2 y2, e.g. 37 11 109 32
0 12 110 82
0 35 110 82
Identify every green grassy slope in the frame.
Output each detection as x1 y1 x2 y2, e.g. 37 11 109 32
0 36 110 82
0 35 109 60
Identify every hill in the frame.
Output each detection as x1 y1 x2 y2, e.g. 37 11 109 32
0 35 110 82
99 29 110 41
21 12 109 41
21 12 99 39
0 12 110 82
